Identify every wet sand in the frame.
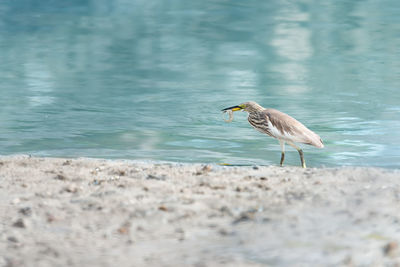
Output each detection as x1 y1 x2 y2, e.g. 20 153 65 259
1 155 400 266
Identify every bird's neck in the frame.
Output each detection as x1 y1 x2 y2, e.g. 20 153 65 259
248 105 265 114
251 103 265 112
248 110 264 120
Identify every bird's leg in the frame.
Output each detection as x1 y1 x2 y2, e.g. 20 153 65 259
288 142 306 168
298 149 306 168
280 152 285 167
279 140 285 167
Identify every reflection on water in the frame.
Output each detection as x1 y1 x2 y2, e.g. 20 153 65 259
270 2 312 96
0 0 399 168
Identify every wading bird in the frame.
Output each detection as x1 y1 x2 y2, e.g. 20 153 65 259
222 101 324 168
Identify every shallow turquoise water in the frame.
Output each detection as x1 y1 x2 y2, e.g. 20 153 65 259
0 0 399 168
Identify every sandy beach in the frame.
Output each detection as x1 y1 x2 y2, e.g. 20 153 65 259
1 155 400 266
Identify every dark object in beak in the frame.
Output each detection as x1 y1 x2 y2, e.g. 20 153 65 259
221 105 242 112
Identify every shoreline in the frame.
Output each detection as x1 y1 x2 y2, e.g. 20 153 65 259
1 155 399 266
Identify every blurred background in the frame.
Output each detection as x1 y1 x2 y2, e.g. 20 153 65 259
0 0 399 167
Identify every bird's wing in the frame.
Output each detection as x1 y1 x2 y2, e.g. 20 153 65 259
264 109 324 148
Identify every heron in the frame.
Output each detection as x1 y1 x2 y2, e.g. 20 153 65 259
222 101 324 168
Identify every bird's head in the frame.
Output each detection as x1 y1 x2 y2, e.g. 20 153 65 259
221 101 263 113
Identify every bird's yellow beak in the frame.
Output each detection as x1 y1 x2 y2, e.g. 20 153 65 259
221 105 243 112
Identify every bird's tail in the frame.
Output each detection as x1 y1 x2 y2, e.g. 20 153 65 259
304 131 324 148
